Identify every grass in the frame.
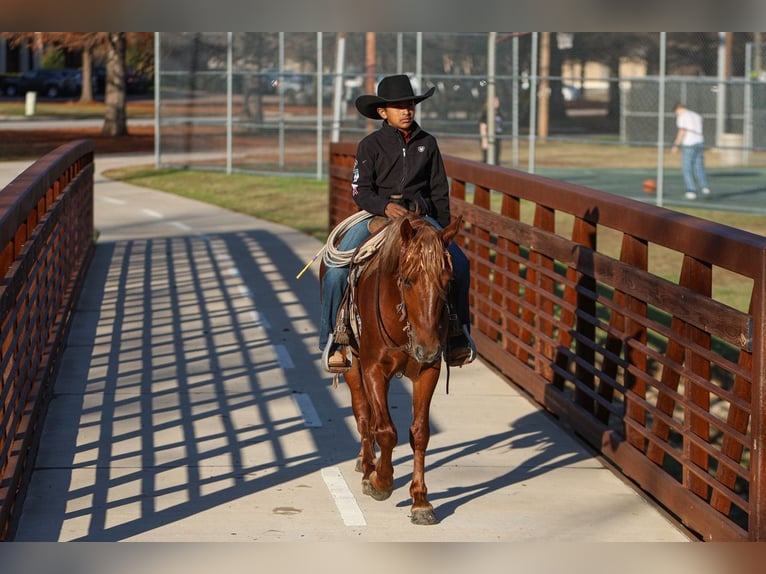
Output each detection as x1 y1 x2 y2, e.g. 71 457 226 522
0 99 155 119
102 166 329 241
507 197 763 313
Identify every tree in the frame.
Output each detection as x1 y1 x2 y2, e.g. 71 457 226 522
102 33 128 136
1 32 151 136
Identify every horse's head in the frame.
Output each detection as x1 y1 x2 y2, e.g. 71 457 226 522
394 214 462 364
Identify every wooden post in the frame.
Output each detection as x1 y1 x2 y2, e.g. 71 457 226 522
538 32 550 142
751 250 766 540
365 32 376 132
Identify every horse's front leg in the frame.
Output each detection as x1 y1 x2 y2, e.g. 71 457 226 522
343 358 376 478
361 364 397 501
408 364 440 525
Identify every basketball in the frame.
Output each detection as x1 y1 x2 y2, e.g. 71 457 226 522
643 179 657 193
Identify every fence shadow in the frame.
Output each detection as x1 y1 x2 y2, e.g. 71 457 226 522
18 229 366 540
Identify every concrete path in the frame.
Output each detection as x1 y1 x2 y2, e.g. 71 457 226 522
5 154 692 542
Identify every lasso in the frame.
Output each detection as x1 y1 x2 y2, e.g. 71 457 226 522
296 211 381 278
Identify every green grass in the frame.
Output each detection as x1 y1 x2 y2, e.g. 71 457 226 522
102 166 329 241
0 100 154 118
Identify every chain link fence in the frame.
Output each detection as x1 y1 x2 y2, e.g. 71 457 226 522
154 32 766 192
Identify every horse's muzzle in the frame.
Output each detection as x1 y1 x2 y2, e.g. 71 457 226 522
413 343 441 364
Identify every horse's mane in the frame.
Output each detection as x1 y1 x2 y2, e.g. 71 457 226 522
377 214 451 297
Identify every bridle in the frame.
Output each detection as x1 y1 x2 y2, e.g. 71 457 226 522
371 236 452 360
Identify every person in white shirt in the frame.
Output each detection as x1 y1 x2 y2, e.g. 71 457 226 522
479 96 503 164
671 102 711 200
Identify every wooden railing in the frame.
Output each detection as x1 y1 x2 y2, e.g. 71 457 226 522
329 141 766 541
0 140 95 538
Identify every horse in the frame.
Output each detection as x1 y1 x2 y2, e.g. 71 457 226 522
332 212 461 525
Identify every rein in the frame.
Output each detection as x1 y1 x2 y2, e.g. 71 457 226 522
372 260 412 353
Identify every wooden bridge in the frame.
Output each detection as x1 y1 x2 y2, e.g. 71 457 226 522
0 139 764 541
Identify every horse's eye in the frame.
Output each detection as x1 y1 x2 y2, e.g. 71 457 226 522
403 277 413 289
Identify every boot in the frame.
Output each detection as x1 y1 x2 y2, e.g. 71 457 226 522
445 307 476 367
322 334 351 373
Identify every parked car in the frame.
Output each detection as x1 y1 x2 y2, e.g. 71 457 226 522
126 67 151 94
259 68 311 104
71 67 106 95
91 67 107 94
70 66 150 96
2 68 79 98
320 73 366 103
561 84 582 102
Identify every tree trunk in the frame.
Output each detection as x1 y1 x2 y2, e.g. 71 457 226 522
549 38 568 121
607 53 621 121
102 33 128 136
79 48 94 103
242 74 264 128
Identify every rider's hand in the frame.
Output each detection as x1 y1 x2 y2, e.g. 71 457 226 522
384 202 408 219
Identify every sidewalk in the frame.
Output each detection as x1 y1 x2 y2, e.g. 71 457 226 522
6 154 692 541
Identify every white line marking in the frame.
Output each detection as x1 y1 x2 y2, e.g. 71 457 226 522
274 345 294 369
250 310 271 329
321 466 366 527
142 208 163 219
170 221 192 231
292 392 321 427
239 285 253 299
100 196 126 205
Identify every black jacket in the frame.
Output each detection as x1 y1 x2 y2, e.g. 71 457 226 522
351 120 451 227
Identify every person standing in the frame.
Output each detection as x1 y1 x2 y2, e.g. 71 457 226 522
479 96 503 165
672 102 711 200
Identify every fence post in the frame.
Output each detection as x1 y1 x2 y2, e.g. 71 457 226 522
751 250 766 540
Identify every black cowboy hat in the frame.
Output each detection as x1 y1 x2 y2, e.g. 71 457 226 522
355 74 436 120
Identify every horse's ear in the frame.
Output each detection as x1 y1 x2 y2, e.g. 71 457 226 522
441 215 462 245
400 217 415 243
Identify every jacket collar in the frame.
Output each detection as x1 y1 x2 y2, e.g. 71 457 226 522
380 119 421 141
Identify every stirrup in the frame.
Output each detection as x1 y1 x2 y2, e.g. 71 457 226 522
446 325 477 367
462 325 477 364
322 334 351 374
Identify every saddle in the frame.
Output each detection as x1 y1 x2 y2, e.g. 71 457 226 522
332 215 390 349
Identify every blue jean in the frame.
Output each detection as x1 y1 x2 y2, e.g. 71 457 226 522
681 143 709 193
319 215 471 350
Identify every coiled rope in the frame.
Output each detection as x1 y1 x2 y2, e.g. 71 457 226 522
296 211 383 278
322 210 394 269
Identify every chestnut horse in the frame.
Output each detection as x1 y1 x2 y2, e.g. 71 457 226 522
339 213 461 525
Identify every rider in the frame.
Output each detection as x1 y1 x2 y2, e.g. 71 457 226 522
319 74 475 372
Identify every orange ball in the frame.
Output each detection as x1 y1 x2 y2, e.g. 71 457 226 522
643 179 657 193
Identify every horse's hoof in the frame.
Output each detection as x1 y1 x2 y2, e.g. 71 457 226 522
362 479 392 501
410 507 438 525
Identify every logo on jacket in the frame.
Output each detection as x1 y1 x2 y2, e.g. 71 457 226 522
418 145 426 153
352 160 360 196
